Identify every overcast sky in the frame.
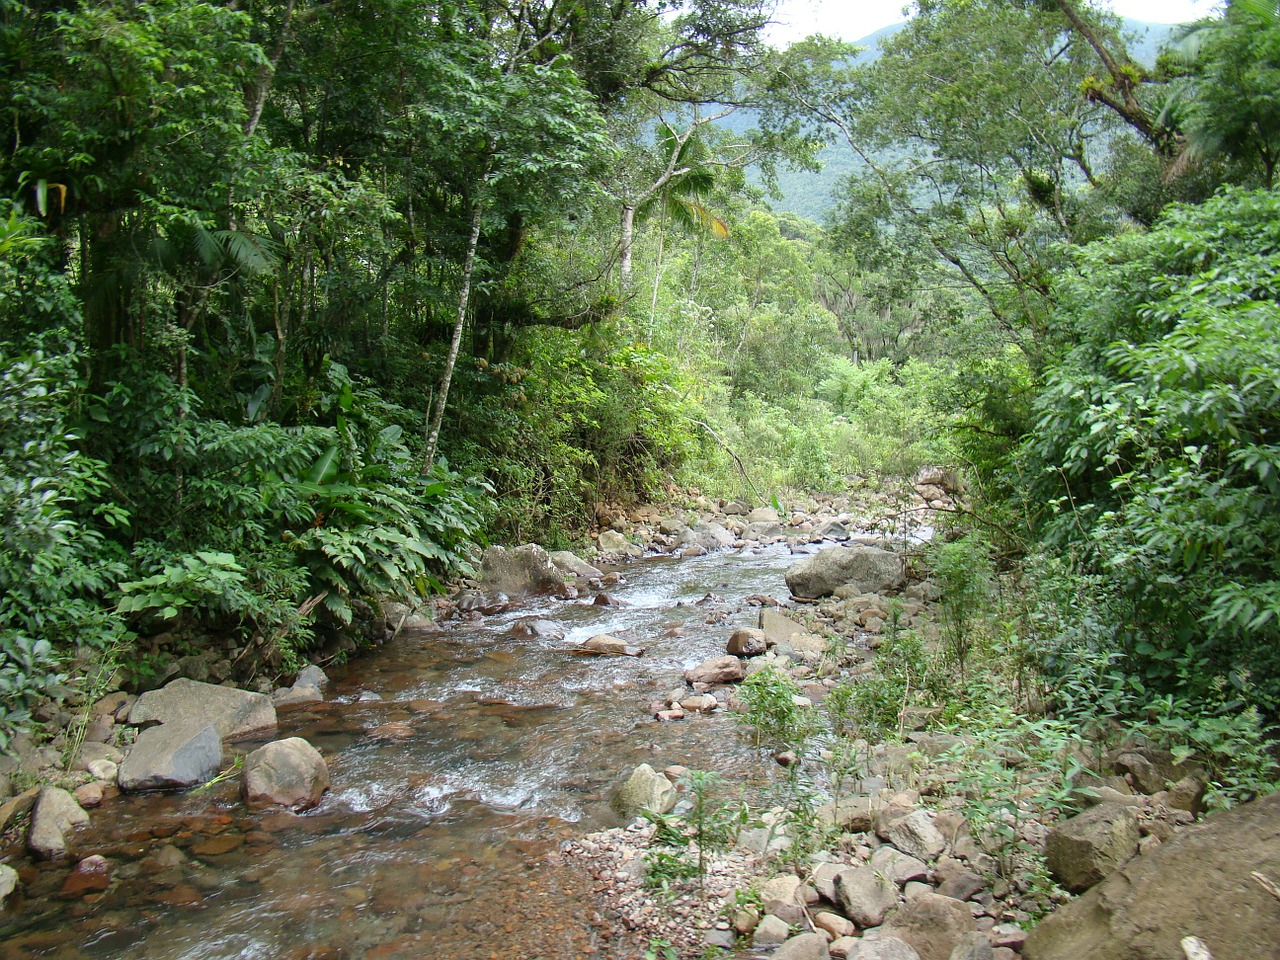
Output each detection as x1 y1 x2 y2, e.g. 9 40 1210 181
765 0 1224 47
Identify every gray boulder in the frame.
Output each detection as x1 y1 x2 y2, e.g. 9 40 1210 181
118 720 223 792
1045 802 1141 893
242 737 329 811
479 544 567 598
1024 790 1280 960
684 655 745 685
129 678 276 741
948 933 994 960
753 914 792 947
785 544 906 600
27 786 89 860
612 763 676 819
870 845 929 884
835 864 899 927
548 550 603 579
272 664 329 706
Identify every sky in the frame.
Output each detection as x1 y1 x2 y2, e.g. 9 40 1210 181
765 0 1224 47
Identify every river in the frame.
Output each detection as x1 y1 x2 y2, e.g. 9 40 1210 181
1 542 810 960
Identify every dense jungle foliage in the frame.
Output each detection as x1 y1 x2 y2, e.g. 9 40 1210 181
1 0 1278 784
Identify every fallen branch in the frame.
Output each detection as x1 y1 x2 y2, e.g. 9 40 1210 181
1253 871 1280 903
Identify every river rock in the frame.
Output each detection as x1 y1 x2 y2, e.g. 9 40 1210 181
59 854 110 898
479 544 567 598
612 763 676 819
870 845 929 884
548 550 603 579
128 678 276 741
888 809 948 860
118 720 223 792
949 933 995 960
0 863 17 904
1044 802 1141 893
914 465 962 494
761 609 806 645
684 655 745 685
273 664 329 706
242 737 329 811
753 914 792 947
726 627 768 657
596 530 633 554
859 938 923 960
510 618 567 642
785 544 906 600
774 933 830 960
816 795 875 832
1024 790 1280 960
835 864 899 926
580 634 644 657
760 874 806 924
27 786 90 860
882 892 976 960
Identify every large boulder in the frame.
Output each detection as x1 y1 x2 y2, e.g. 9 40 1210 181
785 544 906 600
128 678 276 741
612 763 676 819
479 544 567 598
1024 790 1280 960
241 737 329 811
859 939 923 960
1044 802 1141 893
118 720 223 792
882 892 976 960
27 787 89 860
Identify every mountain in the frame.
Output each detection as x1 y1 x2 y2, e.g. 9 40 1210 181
754 19 1177 222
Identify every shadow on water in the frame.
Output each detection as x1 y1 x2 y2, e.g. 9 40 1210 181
1 543 811 960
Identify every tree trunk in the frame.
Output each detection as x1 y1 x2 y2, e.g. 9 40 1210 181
619 203 636 288
423 176 489 470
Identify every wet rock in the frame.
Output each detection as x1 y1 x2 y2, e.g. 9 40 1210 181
548 550 603 579
580 634 644 657
28 786 90 860
882 892 976 960
888 809 947 861
679 693 718 713
273 664 330 707
0 863 18 904
726 627 768 657
371 721 414 739
684 655 745 685
785 544 906 600
74 783 105 809
128 678 276 741
58 855 110 898
118 720 223 792
612 763 676 819
1045 802 1141 893
834 864 899 926
241 737 329 812
479 544 568 598
509 618 566 642
774 932 830 960
593 592 625 606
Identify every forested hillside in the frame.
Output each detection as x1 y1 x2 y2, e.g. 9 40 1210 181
2 0 1278 805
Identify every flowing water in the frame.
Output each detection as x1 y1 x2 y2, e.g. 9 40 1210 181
1 543 814 960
